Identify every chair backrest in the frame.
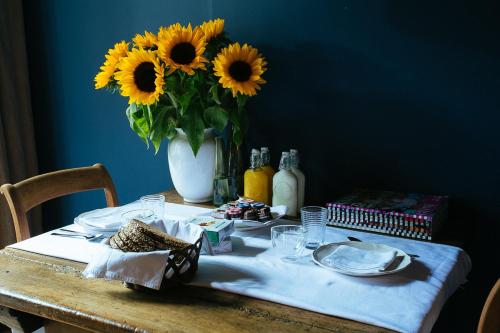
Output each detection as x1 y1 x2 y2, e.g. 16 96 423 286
478 278 500 333
0 163 118 242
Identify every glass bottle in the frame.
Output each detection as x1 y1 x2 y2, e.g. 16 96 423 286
227 139 244 200
290 149 305 209
272 152 298 216
213 137 229 206
260 147 275 202
244 149 270 204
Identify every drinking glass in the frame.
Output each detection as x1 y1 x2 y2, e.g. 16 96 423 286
301 206 328 249
271 225 306 262
140 194 165 219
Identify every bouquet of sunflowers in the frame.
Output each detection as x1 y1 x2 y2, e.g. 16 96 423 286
94 19 267 156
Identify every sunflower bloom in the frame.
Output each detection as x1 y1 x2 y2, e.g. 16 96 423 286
200 18 224 42
94 41 129 89
213 43 267 97
132 31 158 49
157 23 207 75
157 23 182 41
114 48 165 105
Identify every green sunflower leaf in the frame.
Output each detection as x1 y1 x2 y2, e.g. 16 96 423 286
145 104 154 130
165 74 178 92
178 91 194 115
180 108 205 156
228 107 248 147
165 117 177 140
166 92 178 110
149 105 178 154
236 93 248 111
204 105 228 132
232 124 244 147
126 105 150 148
209 84 221 105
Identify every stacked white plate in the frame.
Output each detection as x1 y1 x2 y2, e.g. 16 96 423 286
312 241 412 277
74 207 126 234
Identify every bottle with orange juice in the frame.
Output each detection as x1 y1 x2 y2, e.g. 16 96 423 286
244 149 270 204
260 147 275 202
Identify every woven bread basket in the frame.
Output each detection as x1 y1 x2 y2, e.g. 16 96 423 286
125 234 203 291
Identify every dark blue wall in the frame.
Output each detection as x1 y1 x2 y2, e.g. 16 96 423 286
23 0 500 330
24 0 210 225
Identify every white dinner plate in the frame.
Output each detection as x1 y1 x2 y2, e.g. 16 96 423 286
312 241 412 277
201 205 287 231
74 209 123 233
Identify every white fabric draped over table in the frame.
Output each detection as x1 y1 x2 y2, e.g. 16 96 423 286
8 202 471 333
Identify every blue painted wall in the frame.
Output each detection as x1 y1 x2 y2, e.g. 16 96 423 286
23 0 500 329
24 0 211 226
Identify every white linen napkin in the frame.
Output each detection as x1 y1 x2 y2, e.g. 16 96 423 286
82 247 170 289
325 244 397 270
82 219 205 289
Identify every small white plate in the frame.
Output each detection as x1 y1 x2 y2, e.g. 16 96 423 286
312 241 412 277
74 207 155 233
202 205 287 231
74 209 122 233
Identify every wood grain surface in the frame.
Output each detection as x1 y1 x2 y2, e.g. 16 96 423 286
0 248 392 333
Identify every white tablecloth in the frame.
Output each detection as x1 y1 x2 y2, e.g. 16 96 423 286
7 203 471 333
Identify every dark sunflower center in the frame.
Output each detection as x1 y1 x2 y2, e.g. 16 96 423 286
171 42 196 65
229 61 252 82
133 62 156 93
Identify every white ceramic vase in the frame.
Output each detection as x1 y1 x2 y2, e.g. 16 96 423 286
167 128 215 203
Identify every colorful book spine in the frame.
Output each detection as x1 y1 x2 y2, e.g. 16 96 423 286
326 202 445 241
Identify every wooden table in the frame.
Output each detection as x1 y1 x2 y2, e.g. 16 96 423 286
0 189 394 333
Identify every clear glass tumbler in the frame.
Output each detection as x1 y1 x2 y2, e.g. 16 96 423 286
140 194 165 219
300 206 328 249
271 225 306 262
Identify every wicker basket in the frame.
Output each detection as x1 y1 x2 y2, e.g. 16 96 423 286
125 235 203 291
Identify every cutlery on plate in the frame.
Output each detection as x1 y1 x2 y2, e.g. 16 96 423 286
50 232 103 240
347 236 419 258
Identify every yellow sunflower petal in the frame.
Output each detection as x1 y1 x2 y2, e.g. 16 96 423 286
199 18 224 42
212 42 267 97
94 41 129 89
114 48 164 105
158 23 182 40
157 23 207 75
132 31 158 49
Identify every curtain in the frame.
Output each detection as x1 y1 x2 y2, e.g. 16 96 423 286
0 0 41 247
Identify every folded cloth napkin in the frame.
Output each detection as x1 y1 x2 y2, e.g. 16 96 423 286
82 219 205 289
325 244 397 271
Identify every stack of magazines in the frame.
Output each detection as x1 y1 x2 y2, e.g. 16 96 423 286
327 189 448 241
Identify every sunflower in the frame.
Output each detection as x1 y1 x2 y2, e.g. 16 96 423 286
94 41 129 89
212 43 267 97
157 23 181 41
200 18 224 42
114 48 165 105
132 31 158 49
157 23 207 75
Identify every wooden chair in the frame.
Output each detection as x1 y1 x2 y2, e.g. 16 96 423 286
0 164 116 332
0 163 118 242
478 278 500 333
